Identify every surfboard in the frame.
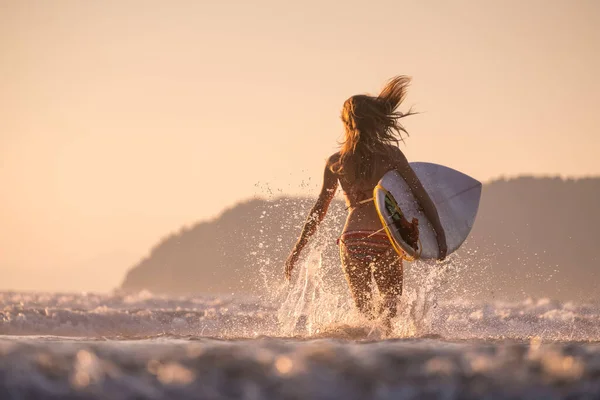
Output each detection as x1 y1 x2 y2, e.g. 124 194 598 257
374 162 481 260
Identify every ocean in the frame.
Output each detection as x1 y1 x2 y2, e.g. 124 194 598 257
1 253 599 399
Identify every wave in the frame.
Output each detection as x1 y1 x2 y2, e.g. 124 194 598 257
1 288 599 341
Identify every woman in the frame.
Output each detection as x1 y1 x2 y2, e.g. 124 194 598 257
284 76 447 330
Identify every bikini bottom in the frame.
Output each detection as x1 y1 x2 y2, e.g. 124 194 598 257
337 230 393 260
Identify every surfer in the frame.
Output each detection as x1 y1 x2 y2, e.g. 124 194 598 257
284 76 447 331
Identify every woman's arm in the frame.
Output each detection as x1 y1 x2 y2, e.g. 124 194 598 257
395 150 448 260
284 160 339 280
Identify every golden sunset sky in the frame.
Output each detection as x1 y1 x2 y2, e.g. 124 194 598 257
1 0 598 292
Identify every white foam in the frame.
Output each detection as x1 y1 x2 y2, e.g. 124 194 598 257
3 288 600 398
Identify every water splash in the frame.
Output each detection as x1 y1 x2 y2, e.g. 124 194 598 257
277 246 355 336
273 243 462 339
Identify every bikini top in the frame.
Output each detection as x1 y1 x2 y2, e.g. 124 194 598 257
343 186 375 211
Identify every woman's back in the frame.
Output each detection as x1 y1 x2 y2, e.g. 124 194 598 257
330 145 403 232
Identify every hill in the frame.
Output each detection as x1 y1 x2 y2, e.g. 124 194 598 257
120 177 600 301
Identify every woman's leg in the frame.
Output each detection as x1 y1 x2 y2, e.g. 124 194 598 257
339 242 375 317
372 249 403 323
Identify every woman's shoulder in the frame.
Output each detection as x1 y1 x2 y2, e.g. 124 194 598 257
383 144 407 161
326 152 341 167
384 143 402 154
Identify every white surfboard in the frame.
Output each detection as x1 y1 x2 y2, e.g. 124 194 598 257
374 162 481 260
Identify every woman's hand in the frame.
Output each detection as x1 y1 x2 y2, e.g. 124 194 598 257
394 151 448 261
284 251 299 281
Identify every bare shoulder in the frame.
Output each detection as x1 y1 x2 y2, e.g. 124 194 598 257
387 144 408 162
385 143 402 154
326 152 341 169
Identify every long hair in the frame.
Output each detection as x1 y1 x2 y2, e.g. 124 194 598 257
332 76 415 181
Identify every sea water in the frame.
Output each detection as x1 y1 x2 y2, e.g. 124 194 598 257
2 250 600 399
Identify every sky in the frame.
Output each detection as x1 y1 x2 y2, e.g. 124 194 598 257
1 0 599 292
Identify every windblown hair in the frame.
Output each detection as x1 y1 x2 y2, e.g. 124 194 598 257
332 76 415 181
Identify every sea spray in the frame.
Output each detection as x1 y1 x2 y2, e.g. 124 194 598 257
275 243 461 338
247 194 496 338
277 246 355 336
249 200 431 337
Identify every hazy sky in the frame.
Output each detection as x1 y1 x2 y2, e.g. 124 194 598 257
1 0 599 292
